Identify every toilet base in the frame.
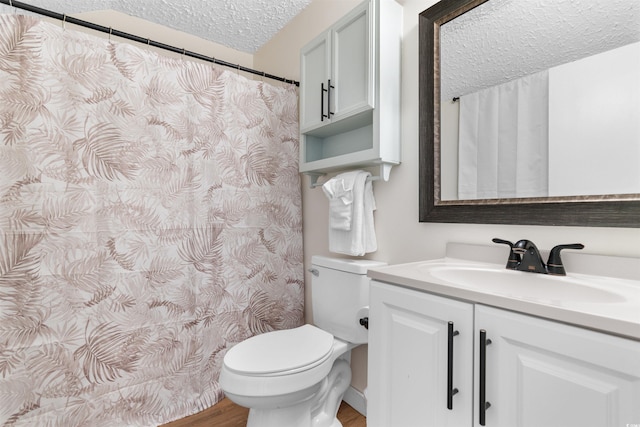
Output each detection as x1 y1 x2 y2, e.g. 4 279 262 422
246 409 342 427
310 358 351 427
229 358 352 427
247 402 314 427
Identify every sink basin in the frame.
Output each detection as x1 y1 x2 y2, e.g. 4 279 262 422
367 244 640 339
427 266 627 304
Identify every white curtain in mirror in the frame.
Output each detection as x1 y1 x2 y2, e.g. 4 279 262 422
458 71 549 199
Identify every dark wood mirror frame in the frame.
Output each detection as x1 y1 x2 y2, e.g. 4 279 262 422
418 0 640 227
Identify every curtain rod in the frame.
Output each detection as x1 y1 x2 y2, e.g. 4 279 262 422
0 0 299 86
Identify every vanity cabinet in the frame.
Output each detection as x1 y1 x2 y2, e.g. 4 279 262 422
368 280 640 427
476 305 640 427
368 281 474 427
299 0 401 184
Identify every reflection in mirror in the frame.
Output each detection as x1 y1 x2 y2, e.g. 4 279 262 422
418 0 640 227
442 42 640 201
439 0 640 201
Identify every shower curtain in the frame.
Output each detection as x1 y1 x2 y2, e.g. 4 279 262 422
458 70 549 200
0 14 303 426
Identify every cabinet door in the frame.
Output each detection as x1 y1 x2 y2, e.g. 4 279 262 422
368 281 474 427
475 305 640 427
300 31 331 132
331 0 374 121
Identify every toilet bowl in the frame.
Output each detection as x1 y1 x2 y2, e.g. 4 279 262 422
221 325 354 427
219 256 386 427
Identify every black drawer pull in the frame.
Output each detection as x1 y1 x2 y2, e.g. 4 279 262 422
327 79 335 118
447 321 459 410
321 82 328 121
479 329 492 425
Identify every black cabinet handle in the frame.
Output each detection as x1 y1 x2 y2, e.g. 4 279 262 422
327 79 335 117
447 321 459 410
479 329 492 425
321 82 328 121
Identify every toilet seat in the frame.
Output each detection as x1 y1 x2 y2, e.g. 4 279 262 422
220 325 351 398
224 324 334 376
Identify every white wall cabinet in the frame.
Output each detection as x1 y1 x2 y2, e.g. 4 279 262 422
299 0 401 185
368 280 640 427
300 31 331 132
299 0 373 132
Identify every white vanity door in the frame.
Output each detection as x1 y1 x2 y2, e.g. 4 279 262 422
368 281 474 427
475 305 640 427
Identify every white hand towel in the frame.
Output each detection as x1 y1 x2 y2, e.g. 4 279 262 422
325 170 377 256
363 177 377 253
322 171 359 231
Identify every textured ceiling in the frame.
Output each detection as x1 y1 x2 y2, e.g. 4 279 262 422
3 0 638 85
440 0 640 100
0 0 312 53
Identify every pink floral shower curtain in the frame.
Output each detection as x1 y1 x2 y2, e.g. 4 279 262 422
0 15 303 426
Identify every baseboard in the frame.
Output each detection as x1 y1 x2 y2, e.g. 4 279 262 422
343 386 367 416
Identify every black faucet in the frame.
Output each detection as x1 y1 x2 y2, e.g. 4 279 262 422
492 238 584 276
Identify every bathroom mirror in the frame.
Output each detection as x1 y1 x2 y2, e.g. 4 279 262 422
418 0 640 227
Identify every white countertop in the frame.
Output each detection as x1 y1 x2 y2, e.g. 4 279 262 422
367 243 640 341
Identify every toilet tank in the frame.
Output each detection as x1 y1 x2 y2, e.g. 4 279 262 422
311 256 386 344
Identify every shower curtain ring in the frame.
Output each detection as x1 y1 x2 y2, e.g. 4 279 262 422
62 14 66 30
109 27 112 41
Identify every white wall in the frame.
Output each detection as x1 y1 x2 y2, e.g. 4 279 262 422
256 0 640 395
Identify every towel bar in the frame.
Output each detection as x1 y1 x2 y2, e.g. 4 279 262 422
310 175 380 189
305 164 393 189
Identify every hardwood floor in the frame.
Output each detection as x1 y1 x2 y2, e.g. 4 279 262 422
161 398 366 427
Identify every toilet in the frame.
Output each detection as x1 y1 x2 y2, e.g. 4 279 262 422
219 256 386 427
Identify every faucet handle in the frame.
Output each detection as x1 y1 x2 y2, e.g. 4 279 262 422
492 238 521 269
547 243 584 276
492 238 513 246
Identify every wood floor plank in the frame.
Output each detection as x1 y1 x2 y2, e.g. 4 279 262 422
161 398 365 427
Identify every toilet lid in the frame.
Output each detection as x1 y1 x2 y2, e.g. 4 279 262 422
224 324 334 375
